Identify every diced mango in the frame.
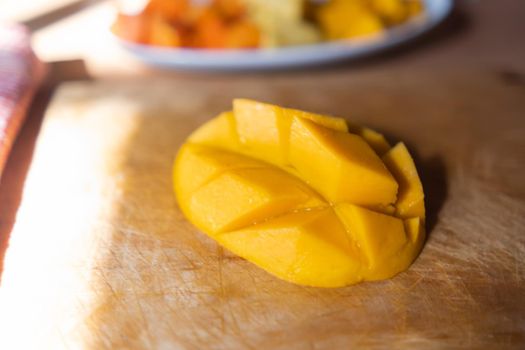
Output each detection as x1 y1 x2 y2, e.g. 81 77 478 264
233 99 289 165
114 0 423 49
289 117 398 205
284 108 348 132
404 216 425 244
187 167 325 235
407 0 424 16
347 121 391 155
359 127 391 155
174 143 265 201
217 208 363 287
174 99 426 287
233 99 349 166
382 142 425 219
369 203 396 215
335 203 407 269
372 0 408 25
188 111 238 151
316 0 384 40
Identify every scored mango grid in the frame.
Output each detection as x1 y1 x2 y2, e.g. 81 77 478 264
174 101 425 287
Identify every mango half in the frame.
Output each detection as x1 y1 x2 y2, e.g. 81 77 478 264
174 99 426 287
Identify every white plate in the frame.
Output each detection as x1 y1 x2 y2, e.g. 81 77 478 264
114 0 453 70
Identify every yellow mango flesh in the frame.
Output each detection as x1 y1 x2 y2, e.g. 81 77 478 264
355 128 391 156
316 0 385 40
174 143 264 201
282 107 348 132
315 0 422 40
382 142 426 220
233 99 286 165
174 100 426 287
232 99 349 166
188 166 325 235
334 203 407 270
404 217 425 244
372 0 409 24
288 117 398 205
188 111 238 151
346 121 392 156
217 208 363 287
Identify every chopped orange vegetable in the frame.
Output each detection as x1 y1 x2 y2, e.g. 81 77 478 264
225 20 260 48
112 0 425 49
145 0 189 21
149 15 181 47
215 0 246 19
194 9 228 49
112 14 151 44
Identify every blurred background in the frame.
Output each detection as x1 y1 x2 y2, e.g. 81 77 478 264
0 0 523 76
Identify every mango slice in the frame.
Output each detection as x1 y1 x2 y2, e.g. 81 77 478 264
174 100 426 287
217 208 363 287
382 142 425 220
233 99 288 165
334 203 406 269
346 124 391 156
188 111 238 151
288 117 398 205
404 217 425 244
174 143 265 201
187 166 325 235
232 99 349 165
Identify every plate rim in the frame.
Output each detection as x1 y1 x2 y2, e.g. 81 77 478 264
113 0 454 69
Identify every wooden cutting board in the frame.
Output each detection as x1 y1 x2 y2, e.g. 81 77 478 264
0 70 524 349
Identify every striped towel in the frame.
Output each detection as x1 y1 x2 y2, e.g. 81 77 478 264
0 24 46 178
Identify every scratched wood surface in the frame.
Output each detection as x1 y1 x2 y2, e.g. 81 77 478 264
0 70 524 349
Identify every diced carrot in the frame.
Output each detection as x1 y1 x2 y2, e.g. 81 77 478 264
214 0 246 20
114 0 262 49
145 0 189 21
225 20 260 48
149 14 181 47
194 9 228 48
112 13 151 44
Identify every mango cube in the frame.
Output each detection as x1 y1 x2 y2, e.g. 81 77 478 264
372 0 408 24
233 99 349 165
289 117 398 205
188 111 238 151
358 127 391 155
383 142 425 219
404 217 425 244
174 144 264 201
187 167 325 235
217 208 363 287
233 99 288 165
346 121 391 155
284 108 348 132
335 203 407 269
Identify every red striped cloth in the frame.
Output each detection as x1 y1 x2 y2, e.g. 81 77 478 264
0 24 46 178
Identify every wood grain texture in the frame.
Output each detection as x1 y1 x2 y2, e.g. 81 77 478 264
0 70 524 349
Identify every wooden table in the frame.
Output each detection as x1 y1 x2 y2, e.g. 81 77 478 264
0 1 524 348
